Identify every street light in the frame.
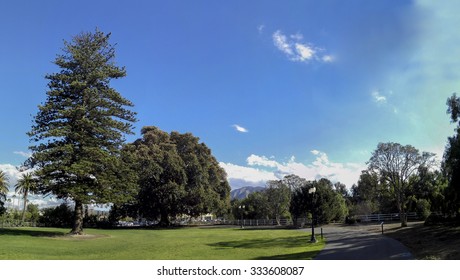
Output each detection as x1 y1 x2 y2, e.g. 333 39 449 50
239 205 245 228
308 187 317 243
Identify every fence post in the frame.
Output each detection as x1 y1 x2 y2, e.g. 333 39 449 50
381 222 384 234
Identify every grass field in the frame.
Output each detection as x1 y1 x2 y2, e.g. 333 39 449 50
0 226 324 260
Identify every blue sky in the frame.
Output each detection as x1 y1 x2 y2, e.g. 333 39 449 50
1 0 459 199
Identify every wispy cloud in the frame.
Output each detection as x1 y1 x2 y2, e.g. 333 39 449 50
322 55 335 63
257 24 265 34
273 30 294 56
232 124 249 133
272 30 333 63
221 150 365 189
13 151 31 158
371 90 387 104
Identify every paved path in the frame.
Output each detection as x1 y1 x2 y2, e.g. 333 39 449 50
308 225 414 260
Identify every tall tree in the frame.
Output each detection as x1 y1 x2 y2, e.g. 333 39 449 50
443 93 460 215
15 173 38 224
367 142 435 227
265 180 291 225
282 174 307 192
125 126 187 226
28 30 137 234
170 131 230 218
290 178 348 226
123 127 231 225
315 178 348 224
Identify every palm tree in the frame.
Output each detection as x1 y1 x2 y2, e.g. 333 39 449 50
0 170 9 201
15 173 37 224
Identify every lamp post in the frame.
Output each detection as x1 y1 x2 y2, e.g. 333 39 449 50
239 205 245 228
308 187 317 243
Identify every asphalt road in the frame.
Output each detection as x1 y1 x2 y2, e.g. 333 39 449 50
308 224 414 260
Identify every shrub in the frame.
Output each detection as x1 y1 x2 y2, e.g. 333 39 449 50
416 199 431 220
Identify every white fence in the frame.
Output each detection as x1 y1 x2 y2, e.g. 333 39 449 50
354 212 419 222
222 218 300 227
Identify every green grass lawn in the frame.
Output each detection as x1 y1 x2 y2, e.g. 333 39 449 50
0 226 324 260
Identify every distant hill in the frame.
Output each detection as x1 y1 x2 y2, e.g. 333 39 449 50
230 186 265 200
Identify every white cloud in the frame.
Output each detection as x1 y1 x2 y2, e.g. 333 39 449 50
0 163 63 209
220 150 366 189
219 162 277 188
272 30 333 63
273 30 294 56
247 154 279 168
0 164 22 191
311 150 320 155
372 90 387 104
295 43 315 61
232 124 249 133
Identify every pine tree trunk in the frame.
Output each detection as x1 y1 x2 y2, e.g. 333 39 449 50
71 200 84 234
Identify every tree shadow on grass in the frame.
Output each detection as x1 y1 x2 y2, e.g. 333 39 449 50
208 235 322 260
0 228 66 238
209 235 309 249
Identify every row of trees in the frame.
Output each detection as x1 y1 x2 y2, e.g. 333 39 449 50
232 175 348 226
231 140 452 228
347 95 460 226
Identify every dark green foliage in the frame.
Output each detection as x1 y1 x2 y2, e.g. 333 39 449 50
314 179 348 224
415 198 431 220
289 183 314 227
108 203 140 225
170 132 231 218
121 126 230 226
26 204 40 223
236 191 270 220
127 126 186 226
39 203 74 228
443 93 460 215
350 170 397 215
411 169 446 213
28 30 137 234
289 178 348 225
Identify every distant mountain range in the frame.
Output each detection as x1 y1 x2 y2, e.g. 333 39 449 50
230 186 265 200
